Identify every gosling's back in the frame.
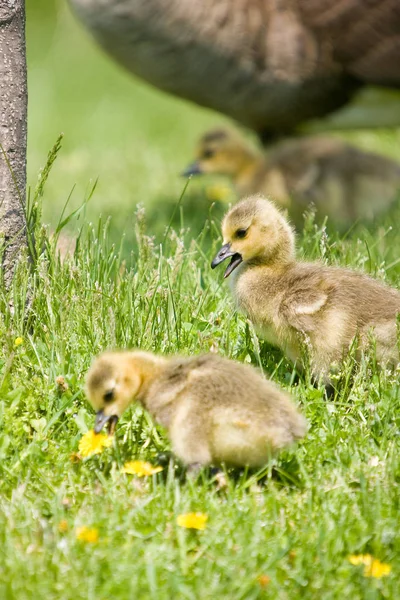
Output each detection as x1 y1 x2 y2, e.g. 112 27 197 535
143 354 307 467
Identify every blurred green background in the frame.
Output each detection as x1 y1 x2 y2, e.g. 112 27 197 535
27 0 400 247
27 0 231 244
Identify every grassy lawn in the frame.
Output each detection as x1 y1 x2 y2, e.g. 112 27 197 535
1 182 399 598
0 0 399 598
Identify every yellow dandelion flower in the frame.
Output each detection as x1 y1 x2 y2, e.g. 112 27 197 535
367 559 392 578
176 512 208 530
78 430 113 457
205 184 231 203
257 575 271 588
58 520 68 533
76 526 99 543
14 337 23 347
349 554 368 566
121 460 163 477
349 554 391 578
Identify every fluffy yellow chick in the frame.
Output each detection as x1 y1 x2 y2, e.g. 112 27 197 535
85 350 307 469
211 195 400 379
184 129 400 230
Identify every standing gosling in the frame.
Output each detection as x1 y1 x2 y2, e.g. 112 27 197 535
85 351 307 469
184 129 400 230
211 195 400 379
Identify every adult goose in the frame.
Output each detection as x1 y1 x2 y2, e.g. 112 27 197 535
69 0 400 139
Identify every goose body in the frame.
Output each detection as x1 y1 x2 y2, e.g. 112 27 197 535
185 129 400 230
211 195 400 379
69 0 400 137
85 350 307 468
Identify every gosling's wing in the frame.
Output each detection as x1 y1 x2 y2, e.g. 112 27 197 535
280 287 328 332
268 138 400 221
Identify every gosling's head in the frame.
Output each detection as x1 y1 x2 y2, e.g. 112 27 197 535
85 351 160 434
211 195 295 277
182 128 259 179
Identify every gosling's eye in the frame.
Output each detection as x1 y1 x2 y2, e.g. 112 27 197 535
202 149 215 159
235 228 248 239
103 389 115 403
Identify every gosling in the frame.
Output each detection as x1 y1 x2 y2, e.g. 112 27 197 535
184 129 400 230
85 350 307 469
211 195 400 380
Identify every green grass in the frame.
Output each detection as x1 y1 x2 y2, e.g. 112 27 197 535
1 172 400 597
1 1 398 597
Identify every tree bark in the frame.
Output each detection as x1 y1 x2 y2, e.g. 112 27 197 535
0 0 27 288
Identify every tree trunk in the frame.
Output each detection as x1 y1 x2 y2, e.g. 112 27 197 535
0 0 27 289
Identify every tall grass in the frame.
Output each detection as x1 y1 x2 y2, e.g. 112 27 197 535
1 138 400 598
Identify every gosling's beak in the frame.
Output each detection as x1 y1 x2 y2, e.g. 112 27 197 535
211 243 243 278
211 243 235 268
94 410 118 434
181 161 203 177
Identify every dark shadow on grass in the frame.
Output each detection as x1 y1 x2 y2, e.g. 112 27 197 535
154 451 305 491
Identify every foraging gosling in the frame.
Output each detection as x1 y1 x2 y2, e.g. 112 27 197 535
85 350 307 469
184 129 400 230
211 195 400 380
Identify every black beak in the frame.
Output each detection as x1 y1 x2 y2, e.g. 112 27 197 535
94 410 118 434
211 243 243 278
181 161 203 177
211 243 235 268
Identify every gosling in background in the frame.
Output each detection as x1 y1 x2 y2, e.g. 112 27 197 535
211 195 400 381
85 351 307 469
184 128 400 230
